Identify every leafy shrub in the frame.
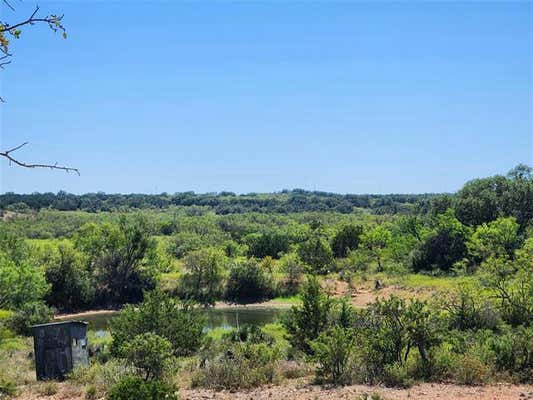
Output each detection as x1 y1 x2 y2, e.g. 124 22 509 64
8 301 53 336
283 276 334 354
310 326 358 385
69 360 133 393
107 376 178 400
192 341 281 390
485 326 532 382
120 333 173 381
221 324 274 346
110 289 205 357
480 245 533 327
355 296 443 383
278 360 310 379
452 353 490 385
85 385 97 400
224 259 274 304
442 286 501 331
0 376 17 396
382 362 413 388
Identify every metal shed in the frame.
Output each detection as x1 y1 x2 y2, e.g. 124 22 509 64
31 320 89 380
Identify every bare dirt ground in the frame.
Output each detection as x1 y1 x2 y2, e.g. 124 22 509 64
181 382 533 400
19 380 533 400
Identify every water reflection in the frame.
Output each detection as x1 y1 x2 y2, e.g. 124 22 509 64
61 306 288 335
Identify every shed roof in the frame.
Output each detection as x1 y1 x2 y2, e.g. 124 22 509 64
30 320 88 329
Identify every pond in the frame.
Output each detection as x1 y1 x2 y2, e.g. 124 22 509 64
61 306 288 335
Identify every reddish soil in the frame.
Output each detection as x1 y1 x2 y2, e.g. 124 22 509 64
20 380 533 400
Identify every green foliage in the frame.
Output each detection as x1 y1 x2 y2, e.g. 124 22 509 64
0 229 49 311
310 326 358 385
297 236 334 274
283 276 334 354
193 340 282 389
356 296 442 382
0 376 17 397
278 252 305 295
452 353 490 385
244 231 290 259
332 224 363 258
442 286 501 331
480 253 532 326
1 190 435 215
107 376 178 400
467 217 520 263
455 165 533 228
120 333 173 381
85 385 98 400
171 231 204 258
225 258 275 304
486 326 532 382
360 225 392 271
180 248 226 306
110 290 205 357
75 216 159 305
411 210 470 272
7 301 53 336
41 242 95 311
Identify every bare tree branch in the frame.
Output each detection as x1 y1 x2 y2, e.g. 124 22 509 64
2 0 15 12
0 3 76 175
0 142 80 175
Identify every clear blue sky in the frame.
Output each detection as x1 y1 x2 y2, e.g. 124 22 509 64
1 1 532 194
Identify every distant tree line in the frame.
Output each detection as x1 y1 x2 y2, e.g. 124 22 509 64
0 190 438 215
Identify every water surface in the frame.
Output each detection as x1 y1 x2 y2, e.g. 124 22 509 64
62 306 288 335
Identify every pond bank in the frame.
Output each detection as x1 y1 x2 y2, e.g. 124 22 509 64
54 299 296 321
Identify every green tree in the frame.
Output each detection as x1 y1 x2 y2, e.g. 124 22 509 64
76 216 159 304
310 326 357 385
467 216 520 262
42 242 95 311
120 333 173 381
411 210 470 272
0 253 49 310
278 252 305 294
0 228 48 311
298 236 334 274
244 231 290 259
480 237 533 326
180 248 226 306
225 258 274 304
360 225 392 272
455 164 533 228
332 224 363 258
110 289 205 357
283 276 334 354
